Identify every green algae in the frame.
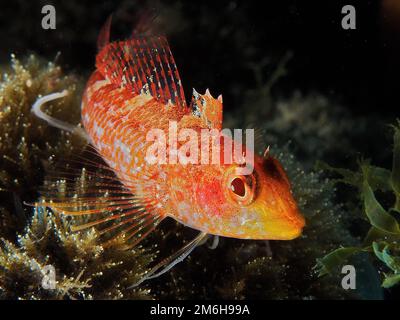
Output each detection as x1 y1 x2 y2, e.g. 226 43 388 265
316 123 400 289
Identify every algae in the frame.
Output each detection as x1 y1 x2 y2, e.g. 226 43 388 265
316 123 400 289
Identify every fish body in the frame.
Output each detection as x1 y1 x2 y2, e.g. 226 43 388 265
78 33 305 242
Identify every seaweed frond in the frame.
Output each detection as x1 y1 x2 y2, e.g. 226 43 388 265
316 122 400 288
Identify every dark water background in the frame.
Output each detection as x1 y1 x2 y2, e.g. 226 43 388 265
0 0 395 118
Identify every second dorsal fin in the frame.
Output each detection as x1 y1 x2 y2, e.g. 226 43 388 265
96 36 187 109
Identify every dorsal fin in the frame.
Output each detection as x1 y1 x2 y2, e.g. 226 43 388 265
190 88 223 129
131 9 158 36
97 15 113 51
96 36 187 109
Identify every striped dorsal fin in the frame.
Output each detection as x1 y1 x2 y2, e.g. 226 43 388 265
96 36 187 109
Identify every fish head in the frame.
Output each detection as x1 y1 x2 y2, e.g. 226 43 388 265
167 126 304 240
217 154 305 240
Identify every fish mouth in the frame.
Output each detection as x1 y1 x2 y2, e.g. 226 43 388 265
282 224 304 240
264 211 305 240
283 210 305 239
268 223 304 240
288 209 306 229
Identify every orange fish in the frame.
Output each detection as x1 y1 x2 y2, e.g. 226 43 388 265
32 17 305 285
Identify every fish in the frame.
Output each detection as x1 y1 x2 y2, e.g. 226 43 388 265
31 16 305 285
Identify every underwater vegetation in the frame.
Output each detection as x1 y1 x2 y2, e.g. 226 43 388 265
0 55 84 241
0 56 156 299
0 209 154 299
0 55 387 300
316 123 400 289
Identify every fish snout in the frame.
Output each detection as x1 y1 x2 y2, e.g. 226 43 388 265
259 206 305 240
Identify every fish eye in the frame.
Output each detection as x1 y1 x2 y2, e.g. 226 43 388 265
226 173 256 205
231 177 245 197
